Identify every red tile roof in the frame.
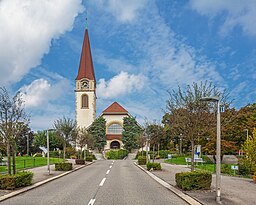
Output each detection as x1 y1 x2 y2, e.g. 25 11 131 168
103 102 128 114
76 29 96 81
106 134 122 140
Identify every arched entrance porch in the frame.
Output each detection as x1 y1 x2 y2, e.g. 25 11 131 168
110 141 120 149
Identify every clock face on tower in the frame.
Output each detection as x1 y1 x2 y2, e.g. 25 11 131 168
80 80 89 89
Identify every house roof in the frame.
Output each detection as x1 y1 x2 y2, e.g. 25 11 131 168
75 29 96 81
102 102 128 114
106 134 122 140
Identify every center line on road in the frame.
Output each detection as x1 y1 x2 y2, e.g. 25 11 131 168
88 199 96 205
99 177 106 186
109 165 112 169
106 169 110 175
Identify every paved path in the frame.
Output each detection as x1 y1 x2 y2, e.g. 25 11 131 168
1 160 189 205
152 162 256 205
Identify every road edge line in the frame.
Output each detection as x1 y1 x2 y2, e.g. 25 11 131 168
134 162 202 205
0 161 94 202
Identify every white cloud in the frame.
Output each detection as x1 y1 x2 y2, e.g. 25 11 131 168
97 71 147 99
93 0 147 23
20 74 71 108
20 79 51 108
0 0 84 86
189 0 256 37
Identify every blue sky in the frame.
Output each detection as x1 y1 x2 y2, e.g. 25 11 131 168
0 0 255 131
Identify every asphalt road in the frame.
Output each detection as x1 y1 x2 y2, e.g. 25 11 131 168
2 160 188 205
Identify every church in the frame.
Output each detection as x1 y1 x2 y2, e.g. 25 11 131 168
75 27 131 150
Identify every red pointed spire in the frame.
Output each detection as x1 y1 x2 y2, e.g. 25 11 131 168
76 29 96 81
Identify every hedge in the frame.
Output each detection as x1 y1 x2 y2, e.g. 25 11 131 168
138 156 146 165
175 171 212 190
75 159 85 165
55 163 73 171
105 149 128 160
0 171 33 190
146 162 161 171
85 156 93 162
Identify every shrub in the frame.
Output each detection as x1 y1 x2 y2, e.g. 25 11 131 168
175 171 212 190
238 158 251 176
0 171 33 190
55 163 73 171
33 153 42 157
75 159 85 165
70 155 77 159
147 162 162 171
105 149 128 160
85 156 93 162
135 151 146 159
138 156 146 165
221 164 233 175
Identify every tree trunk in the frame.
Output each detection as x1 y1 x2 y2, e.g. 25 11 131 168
191 140 195 172
141 146 143 157
63 141 66 161
12 144 16 175
80 147 83 159
7 141 11 175
158 143 160 156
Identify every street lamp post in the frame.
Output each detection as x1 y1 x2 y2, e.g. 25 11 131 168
47 130 50 175
179 134 183 155
201 96 221 203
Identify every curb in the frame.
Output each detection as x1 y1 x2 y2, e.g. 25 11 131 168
0 161 94 202
134 162 202 205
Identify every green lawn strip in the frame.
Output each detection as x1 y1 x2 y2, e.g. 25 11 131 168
0 157 63 173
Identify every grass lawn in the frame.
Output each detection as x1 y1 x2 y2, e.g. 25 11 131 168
0 156 63 173
164 155 240 176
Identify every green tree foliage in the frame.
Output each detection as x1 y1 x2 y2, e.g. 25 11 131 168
0 87 29 175
165 81 230 171
242 128 256 171
33 130 63 151
122 116 142 152
88 116 106 151
53 117 76 160
15 123 34 155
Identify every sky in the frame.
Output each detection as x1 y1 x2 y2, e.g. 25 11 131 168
0 0 255 131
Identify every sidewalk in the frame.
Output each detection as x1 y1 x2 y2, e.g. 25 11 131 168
0 159 89 198
151 161 256 205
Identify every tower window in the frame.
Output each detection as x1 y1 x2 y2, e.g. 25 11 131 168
108 123 122 134
81 94 88 108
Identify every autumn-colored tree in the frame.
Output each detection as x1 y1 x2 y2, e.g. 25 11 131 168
165 81 230 171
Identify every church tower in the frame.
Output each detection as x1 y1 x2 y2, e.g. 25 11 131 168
75 28 96 129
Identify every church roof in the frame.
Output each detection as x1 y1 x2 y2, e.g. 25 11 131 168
76 29 96 81
102 102 128 114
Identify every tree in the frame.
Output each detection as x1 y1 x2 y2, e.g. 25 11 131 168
242 128 256 171
0 87 29 175
33 130 63 151
15 123 34 155
165 81 230 171
145 122 164 162
122 116 142 152
53 117 76 161
76 127 95 159
88 116 106 151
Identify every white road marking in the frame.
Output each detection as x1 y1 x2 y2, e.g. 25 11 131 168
99 177 106 186
106 170 110 175
109 165 112 169
88 199 96 205
112 160 114 163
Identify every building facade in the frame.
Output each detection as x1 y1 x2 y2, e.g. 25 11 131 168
75 28 131 150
